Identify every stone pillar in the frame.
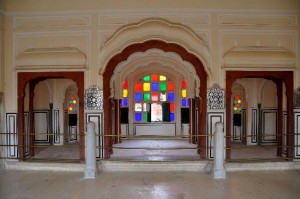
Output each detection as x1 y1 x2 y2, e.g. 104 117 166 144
84 122 97 179
213 122 226 179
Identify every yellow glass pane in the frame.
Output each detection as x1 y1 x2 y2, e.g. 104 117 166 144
73 100 76 104
69 107 73 111
182 89 187 97
159 75 166 81
143 83 150 91
123 89 128 97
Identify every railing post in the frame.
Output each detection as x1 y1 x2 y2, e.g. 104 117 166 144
85 122 97 179
213 122 226 179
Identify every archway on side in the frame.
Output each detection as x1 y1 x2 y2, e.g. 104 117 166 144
226 71 294 160
17 72 85 161
102 40 208 159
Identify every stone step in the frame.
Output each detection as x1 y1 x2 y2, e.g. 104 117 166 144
225 161 300 171
3 160 300 172
100 160 211 172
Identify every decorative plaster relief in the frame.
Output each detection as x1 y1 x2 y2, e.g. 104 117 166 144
207 84 225 110
15 47 86 69
14 15 91 29
85 85 103 110
223 46 295 67
99 18 210 75
218 14 297 26
14 31 90 68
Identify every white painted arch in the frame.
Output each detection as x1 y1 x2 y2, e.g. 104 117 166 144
99 18 210 77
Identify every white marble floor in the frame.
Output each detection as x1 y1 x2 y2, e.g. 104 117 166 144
1 169 299 199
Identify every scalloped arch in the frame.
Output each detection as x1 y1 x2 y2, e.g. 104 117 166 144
99 18 210 76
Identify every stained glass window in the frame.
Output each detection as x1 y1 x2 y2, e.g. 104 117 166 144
134 74 175 122
121 80 128 107
68 96 77 113
233 95 242 111
181 80 189 107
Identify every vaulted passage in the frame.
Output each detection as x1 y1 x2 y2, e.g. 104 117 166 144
102 40 208 159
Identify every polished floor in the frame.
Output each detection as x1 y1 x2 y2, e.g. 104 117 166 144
0 169 299 199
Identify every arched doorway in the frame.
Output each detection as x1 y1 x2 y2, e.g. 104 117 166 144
102 40 208 159
226 71 294 160
17 72 85 161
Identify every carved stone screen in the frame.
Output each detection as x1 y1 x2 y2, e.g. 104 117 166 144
207 84 225 109
85 85 103 110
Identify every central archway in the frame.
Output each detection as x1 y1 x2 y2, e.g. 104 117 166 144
102 40 208 159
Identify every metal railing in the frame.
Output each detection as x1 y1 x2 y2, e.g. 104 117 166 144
0 131 298 162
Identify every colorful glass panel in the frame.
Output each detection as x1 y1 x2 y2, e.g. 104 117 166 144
123 89 128 98
170 113 175 121
123 80 128 89
182 89 186 98
135 82 142 92
68 96 77 113
168 93 175 102
159 75 167 81
151 92 159 101
122 99 128 106
134 74 176 122
135 93 142 102
182 80 187 89
151 82 159 91
167 82 174 91
135 113 142 122
170 103 175 112
151 74 159 81
143 93 150 101
143 75 151 81
159 82 167 91
143 112 148 122
233 95 242 112
182 99 187 106
143 83 150 91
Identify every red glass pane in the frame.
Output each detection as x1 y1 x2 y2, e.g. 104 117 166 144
170 103 175 112
181 80 187 89
135 82 142 92
235 95 240 100
123 80 128 89
151 74 159 81
167 82 174 91
151 92 159 101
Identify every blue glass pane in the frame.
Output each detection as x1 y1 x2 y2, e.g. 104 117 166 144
135 113 142 122
123 99 128 106
135 93 142 102
181 99 186 106
151 82 159 91
168 93 175 102
170 113 175 121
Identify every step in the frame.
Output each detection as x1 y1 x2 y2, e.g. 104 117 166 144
225 161 300 172
3 159 300 172
99 160 211 172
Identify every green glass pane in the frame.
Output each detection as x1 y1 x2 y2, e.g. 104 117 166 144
144 93 150 101
143 75 150 81
143 113 147 122
160 82 167 91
